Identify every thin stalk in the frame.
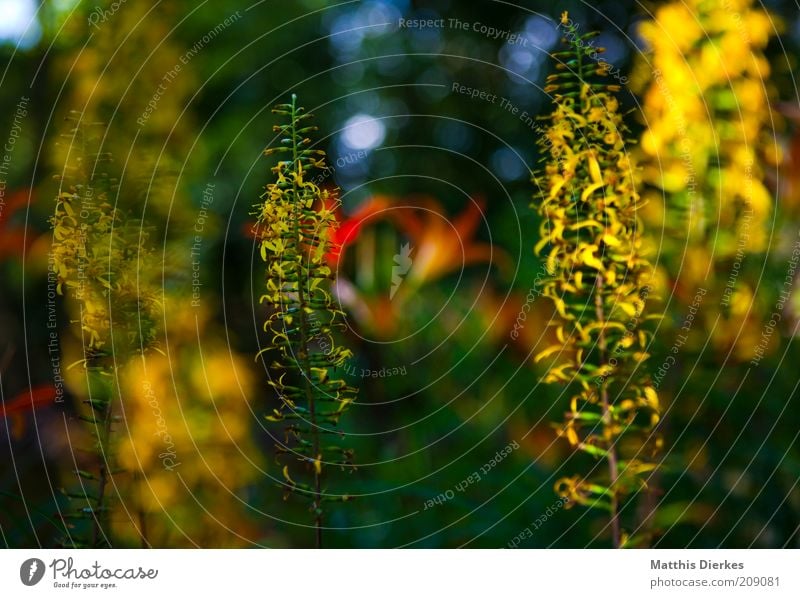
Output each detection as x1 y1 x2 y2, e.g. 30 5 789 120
92 387 113 547
288 95 323 548
135 472 150 547
594 274 621 548
76 127 111 549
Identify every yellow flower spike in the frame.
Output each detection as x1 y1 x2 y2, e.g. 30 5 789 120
49 116 169 548
255 96 358 546
531 15 661 548
633 0 777 271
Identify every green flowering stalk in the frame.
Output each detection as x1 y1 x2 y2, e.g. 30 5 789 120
632 0 778 360
532 14 661 548
254 96 358 548
50 116 160 547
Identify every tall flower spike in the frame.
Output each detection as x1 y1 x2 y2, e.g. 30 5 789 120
532 14 661 548
50 116 161 547
634 0 776 259
632 0 778 360
255 96 358 548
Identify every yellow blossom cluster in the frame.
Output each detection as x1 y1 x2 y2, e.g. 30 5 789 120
633 0 778 359
112 325 262 547
533 14 661 547
47 1 263 546
50 123 159 359
255 96 358 547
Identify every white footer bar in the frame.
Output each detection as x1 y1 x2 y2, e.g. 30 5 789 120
1 549 797 597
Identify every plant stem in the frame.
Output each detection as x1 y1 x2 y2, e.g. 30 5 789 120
594 274 621 548
289 95 323 548
92 383 113 547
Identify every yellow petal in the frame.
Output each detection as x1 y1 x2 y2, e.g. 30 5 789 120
282 465 295 485
534 345 562 363
566 425 579 446
588 152 603 185
644 386 659 410
579 245 605 271
581 181 604 202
